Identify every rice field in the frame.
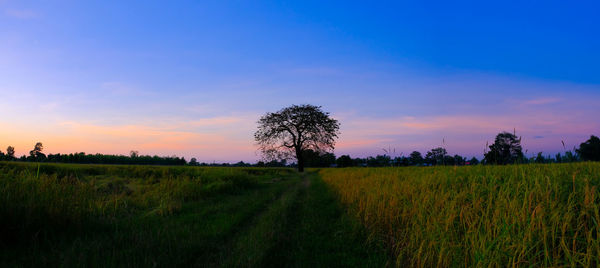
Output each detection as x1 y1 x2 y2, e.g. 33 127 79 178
4 161 600 266
320 163 600 266
0 162 384 267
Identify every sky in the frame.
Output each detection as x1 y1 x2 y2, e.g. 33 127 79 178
1 0 599 162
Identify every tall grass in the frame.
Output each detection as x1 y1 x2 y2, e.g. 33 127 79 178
0 162 292 246
320 163 600 266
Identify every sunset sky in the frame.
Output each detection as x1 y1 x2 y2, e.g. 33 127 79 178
1 1 599 162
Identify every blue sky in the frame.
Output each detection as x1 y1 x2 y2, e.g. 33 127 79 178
1 1 599 162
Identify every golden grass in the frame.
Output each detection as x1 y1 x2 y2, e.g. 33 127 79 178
320 163 600 267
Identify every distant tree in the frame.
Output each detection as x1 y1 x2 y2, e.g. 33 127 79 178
534 152 546 163
265 159 287 167
336 155 354 167
366 155 391 167
409 151 424 166
255 104 340 172
394 156 410 166
564 150 579 162
555 153 563 163
301 149 335 167
577 135 600 161
130 150 139 158
29 142 46 161
453 154 466 165
484 132 524 165
6 146 15 159
425 147 447 165
468 157 480 165
443 155 455 165
234 161 251 167
353 157 367 167
189 158 199 166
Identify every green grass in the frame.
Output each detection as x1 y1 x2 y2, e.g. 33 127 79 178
278 171 389 267
0 162 385 267
9 161 597 267
0 162 299 266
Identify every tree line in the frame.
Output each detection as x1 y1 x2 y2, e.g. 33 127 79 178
0 143 186 165
1 134 599 168
333 133 599 168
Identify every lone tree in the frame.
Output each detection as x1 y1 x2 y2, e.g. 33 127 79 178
577 135 600 161
6 146 15 159
29 142 46 161
255 104 340 172
484 131 524 164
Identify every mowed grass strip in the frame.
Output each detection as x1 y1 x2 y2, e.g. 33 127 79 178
320 163 600 267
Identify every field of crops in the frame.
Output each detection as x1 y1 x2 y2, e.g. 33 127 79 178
320 163 600 267
4 161 600 266
0 162 384 267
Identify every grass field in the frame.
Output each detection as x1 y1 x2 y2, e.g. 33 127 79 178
320 163 600 267
0 162 385 267
3 162 600 267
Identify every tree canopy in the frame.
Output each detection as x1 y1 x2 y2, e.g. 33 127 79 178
254 104 340 172
484 132 524 164
577 135 600 161
29 142 46 161
425 147 447 165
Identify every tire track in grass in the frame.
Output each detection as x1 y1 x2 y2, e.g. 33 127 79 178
221 174 305 266
194 174 302 266
263 170 390 267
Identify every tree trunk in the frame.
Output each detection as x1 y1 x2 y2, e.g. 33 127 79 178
296 149 304 172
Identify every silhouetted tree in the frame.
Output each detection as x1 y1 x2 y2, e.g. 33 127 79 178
425 147 447 165
577 135 600 161
302 149 336 167
265 159 287 167
409 151 424 166
453 154 466 165
189 158 199 166
564 150 579 162
6 146 15 160
255 104 340 172
534 152 546 163
29 142 46 161
336 155 354 167
484 132 524 164
394 156 410 166
555 153 563 163
366 155 391 167
468 157 479 165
